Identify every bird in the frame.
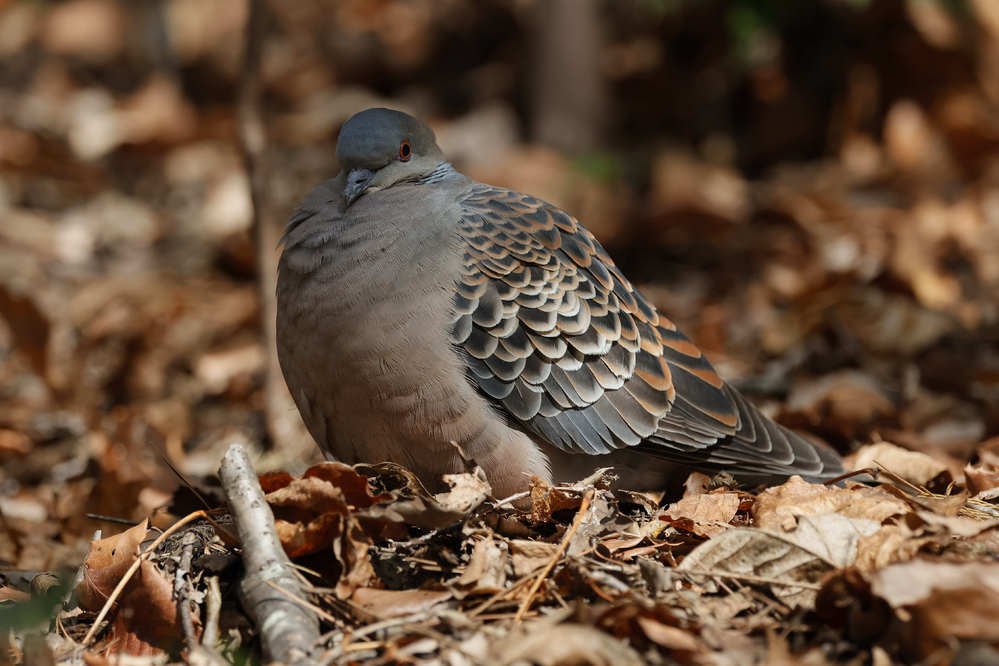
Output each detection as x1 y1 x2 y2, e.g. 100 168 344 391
276 107 844 498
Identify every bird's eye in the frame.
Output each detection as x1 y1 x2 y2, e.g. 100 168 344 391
399 141 411 161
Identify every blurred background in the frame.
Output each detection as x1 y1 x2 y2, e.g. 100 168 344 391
1 0 999 569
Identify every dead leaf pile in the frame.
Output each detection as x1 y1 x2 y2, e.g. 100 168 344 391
2 0 999 663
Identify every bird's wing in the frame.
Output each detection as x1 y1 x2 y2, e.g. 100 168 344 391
451 184 841 480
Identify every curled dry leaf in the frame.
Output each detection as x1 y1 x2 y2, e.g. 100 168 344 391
853 525 932 573
262 462 397 597
302 462 393 508
75 519 191 654
528 476 590 522
452 536 508 596
356 462 488 529
848 441 950 488
76 520 150 611
435 469 491 514
268 476 354 558
661 491 741 538
753 475 908 531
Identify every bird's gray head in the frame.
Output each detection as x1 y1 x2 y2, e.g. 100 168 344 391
336 108 445 207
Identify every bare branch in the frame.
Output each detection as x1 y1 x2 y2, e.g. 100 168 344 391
218 443 319 664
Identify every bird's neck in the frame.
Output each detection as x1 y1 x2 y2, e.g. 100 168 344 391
414 161 457 185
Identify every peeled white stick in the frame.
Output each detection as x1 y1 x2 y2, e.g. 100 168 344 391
218 443 319 664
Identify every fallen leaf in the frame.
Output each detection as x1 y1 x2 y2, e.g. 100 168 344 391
434 469 491 515
498 622 645 666
511 539 559 577
679 512 878 608
965 461 999 496
0 284 50 382
351 588 452 619
661 491 741 537
453 537 507 596
75 519 190 654
785 370 894 436
849 441 950 487
356 462 482 529
76 520 150 611
871 559 999 659
753 476 908 531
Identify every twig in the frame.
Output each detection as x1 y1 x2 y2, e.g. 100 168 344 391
202 576 221 648
175 531 199 649
218 443 319 664
262 578 341 625
514 487 595 622
491 491 531 509
85 514 139 526
177 538 230 666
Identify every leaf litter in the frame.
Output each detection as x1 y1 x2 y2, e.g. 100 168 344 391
2 1 999 663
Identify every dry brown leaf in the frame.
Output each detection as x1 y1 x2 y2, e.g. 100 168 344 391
849 441 950 487
529 476 587 522
76 520 150 611
680 512 878 608
274 511 344 559
434 469 491 515
356 462 483 529
453 537 507 596
871 560 999 659
75 519 189 654
0 284 50 382
511 539 559 577
498 622 645 666
262 463 407 595
679 527 832 608
965 461 999 496
0 429 32 456
854 524 932 572
351 588 452 619
661 491 741 537
682 471 712 498
635 616 702 651
753 476 908 531
595 601 706 657
109 558 189 653
785 370 894 435
266 475 356 558
332 515 379 599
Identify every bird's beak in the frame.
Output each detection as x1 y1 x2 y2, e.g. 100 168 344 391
344 168 375 207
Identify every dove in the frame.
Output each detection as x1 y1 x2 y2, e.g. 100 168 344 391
276 108 843 498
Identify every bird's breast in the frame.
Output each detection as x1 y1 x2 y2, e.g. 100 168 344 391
276 192 480 473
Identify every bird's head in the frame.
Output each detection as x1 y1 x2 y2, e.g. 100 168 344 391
335 108 445 207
